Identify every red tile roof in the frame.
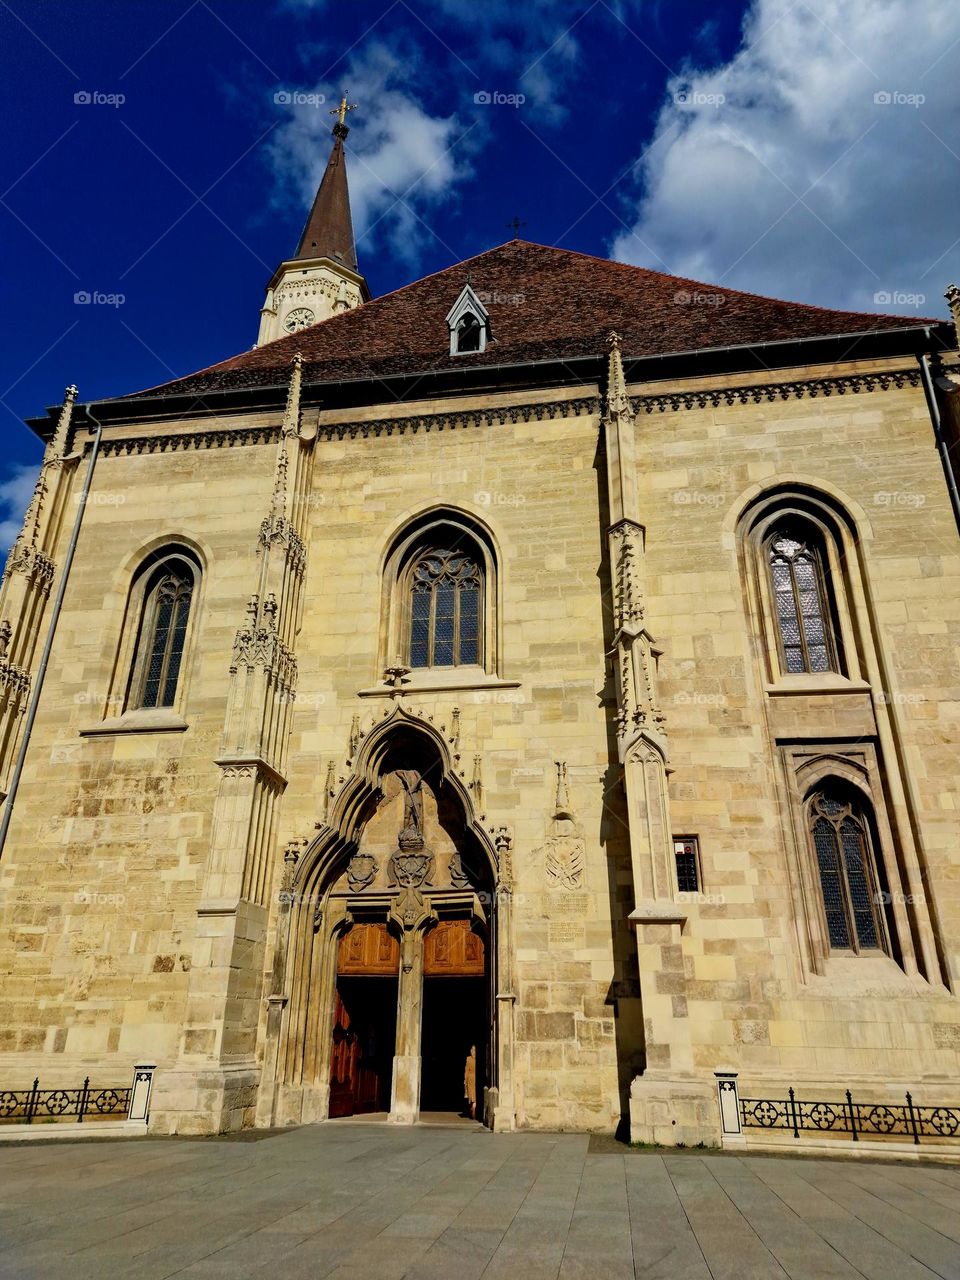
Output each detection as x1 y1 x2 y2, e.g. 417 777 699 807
125 240 937 400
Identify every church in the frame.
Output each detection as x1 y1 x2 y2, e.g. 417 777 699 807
1 100 959 1144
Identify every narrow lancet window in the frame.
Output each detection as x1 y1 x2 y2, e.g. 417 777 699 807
767 530 836 674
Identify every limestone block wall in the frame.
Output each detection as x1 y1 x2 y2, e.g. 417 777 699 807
0 430 278 1081
633 359 960 1094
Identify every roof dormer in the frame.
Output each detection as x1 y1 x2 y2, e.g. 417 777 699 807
446 284 490 355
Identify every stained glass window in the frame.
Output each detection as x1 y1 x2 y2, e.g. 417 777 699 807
132 563 194 709
808 789 885 954
408 548 482 668
767 530 837 674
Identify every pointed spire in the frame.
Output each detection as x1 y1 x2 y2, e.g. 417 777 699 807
294 107 359 269
946 284 960 352
50 384 78 462
606 332 633 422
281 354 302 438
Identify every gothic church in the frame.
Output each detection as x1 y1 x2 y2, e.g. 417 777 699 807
2 105 959 1143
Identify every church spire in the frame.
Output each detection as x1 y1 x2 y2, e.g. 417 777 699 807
256 95 368 347
293 97 358 269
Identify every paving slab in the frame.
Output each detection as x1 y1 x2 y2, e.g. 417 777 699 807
1 1124 959 1279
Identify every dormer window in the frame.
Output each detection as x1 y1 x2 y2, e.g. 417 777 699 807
446 284 490 355
456 313 482 352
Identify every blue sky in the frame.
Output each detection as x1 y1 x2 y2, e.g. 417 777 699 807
2 0 959 547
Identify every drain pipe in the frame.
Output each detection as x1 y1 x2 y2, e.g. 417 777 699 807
917 341 960 538
0 407 103 860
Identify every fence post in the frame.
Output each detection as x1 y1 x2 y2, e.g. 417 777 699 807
26 1078 40 1125
906 1091 921 1145
127 1063 156 1125
78 1076 90 1124
788 1086 799 1138
846 1089 858 1142
715 1072 742 1139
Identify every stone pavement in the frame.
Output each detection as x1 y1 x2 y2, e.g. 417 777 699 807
1 1123 960 1279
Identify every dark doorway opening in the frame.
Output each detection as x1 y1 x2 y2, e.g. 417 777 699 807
329 976 397 1117
420 976 486 1117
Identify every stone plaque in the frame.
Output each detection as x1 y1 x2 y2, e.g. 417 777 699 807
548 921 585 947
548 893 589 918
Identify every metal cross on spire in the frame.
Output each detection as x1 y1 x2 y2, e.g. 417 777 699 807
330 95 357 128
505 216 527 233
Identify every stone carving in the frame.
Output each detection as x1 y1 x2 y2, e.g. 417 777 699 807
390 849 433 889
230 593 297 695
493 825 514 889
346 852 378 893
383 662 411 689
396 770 424 851
323 760 336 821
611 521 644 630
539 762 586 891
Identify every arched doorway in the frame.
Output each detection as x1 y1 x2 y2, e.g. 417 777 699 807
261 709 512 1130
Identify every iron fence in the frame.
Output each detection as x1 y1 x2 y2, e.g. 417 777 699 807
0 1078 131 1124
740 1087 960 1144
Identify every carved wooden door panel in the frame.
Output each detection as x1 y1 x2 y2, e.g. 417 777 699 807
329 989 360 1118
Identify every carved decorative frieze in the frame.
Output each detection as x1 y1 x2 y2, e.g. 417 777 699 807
632 368 921 414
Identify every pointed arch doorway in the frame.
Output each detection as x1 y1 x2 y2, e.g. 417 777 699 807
261 710 514 1131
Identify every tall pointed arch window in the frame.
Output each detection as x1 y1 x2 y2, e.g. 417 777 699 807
766 527 837 674
808 787 886 954
408 547 482 668
128 556 196 709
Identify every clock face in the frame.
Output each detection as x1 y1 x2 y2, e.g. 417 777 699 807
283 307 315 333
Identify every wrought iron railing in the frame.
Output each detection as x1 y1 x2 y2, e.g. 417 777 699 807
0 1065 156 1126
0 1078 130 1124
739 1086 960 1144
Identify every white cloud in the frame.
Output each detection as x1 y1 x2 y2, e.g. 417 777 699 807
611 0 960 313
268 42 477 266
0 464 39 555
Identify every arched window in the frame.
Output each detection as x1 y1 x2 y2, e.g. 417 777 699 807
808 787 886 954
455 313 482 353
766 527 836 674
408 546 482 668
128 556 196 709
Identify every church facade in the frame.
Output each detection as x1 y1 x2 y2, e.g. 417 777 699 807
1 113 959 1143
